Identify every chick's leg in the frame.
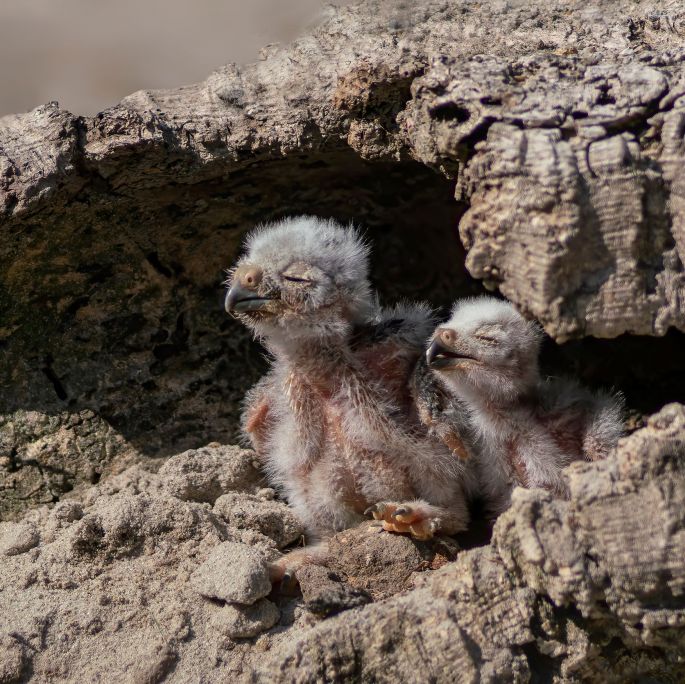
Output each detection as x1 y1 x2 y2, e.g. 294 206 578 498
365 500 447 540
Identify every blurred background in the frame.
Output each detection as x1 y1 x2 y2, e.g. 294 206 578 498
0 0 350 117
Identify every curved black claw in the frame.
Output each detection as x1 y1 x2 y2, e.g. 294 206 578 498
364 503 388 519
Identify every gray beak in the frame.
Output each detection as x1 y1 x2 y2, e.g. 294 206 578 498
426 338 472 368
426 338 448 366
225 283 274 313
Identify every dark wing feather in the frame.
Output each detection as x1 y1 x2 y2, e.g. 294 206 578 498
410 357 472 460
350 304 436 416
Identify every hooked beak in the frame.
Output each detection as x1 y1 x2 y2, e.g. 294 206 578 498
225 283 275 313
426 338 476 369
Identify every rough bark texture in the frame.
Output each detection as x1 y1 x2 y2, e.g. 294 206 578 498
3 0 685 516
2 0 685 680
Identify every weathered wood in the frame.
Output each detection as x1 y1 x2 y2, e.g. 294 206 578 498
1 1 685 679
3 1 684 339
4 0 685 516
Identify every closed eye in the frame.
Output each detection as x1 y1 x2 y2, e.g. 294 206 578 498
282 275 314 284
474 334 498 344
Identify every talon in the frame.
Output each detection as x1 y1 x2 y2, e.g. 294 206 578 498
393 507 420 524
365 502 395 521
364 503 385 519
382 520 411 534
409 528 432 541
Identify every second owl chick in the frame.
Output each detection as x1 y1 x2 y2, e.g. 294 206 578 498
425 297 624 515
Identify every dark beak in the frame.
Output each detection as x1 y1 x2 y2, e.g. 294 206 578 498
225 283 274 313
426 338 474 368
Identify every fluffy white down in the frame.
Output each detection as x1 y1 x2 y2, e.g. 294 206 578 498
243 216 370 291
235 217 472 539
447 296 541 342
235 216 376 345
433 296 624 515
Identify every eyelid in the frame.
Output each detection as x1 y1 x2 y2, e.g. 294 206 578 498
282 275 314 284
474 333 498 343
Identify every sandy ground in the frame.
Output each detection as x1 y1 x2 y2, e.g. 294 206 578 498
0 0 349 117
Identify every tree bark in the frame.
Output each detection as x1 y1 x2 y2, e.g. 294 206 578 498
2 1 685 514
1 1 685 679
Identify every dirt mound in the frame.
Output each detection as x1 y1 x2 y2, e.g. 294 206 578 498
2 407 684 682
0 443 453 682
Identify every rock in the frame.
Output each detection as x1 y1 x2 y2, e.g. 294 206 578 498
0 409 139 520
256 488 276 500
0 635 25 683
33 487 227 588
297 564 372 618
209 599 280 639
42 501 84 542
0 462 282 681
79 464 165 504
126 641 177 684
190 541 272 605
159 445 262 504
214 492 304 548
229 528 281 558
0 522 39 556
326 521 459 600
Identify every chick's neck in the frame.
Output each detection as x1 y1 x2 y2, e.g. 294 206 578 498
268 333 355 385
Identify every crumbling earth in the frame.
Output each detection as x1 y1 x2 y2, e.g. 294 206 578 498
1 406 683 682
0 443 463 682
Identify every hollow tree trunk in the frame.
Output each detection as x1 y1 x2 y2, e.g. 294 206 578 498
1 1 684 681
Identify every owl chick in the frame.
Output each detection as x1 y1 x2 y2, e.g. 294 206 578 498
425 297 624 515
225 216 471 551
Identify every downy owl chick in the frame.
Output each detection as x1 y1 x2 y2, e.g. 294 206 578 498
425 297 624 515
225 216 471 548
